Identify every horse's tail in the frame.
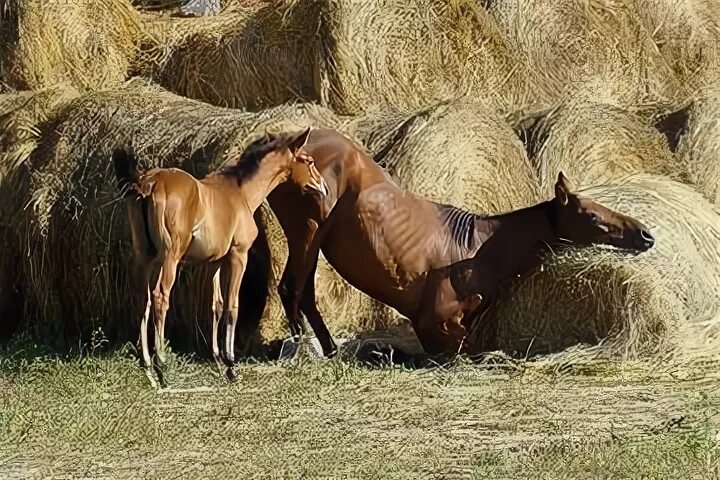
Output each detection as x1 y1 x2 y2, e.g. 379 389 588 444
112 147 141 197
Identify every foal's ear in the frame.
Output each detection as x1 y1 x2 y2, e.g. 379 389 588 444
554 171 572 206
287 126 312 155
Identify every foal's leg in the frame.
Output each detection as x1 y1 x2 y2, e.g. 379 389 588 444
132 257 156 387
151 252 181 375
209 263 225 373
222 248 248 382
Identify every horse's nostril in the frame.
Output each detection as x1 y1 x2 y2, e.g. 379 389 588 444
638 229 655 249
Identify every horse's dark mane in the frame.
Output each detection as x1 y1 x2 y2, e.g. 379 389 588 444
221 134 284 183
436 203 485 250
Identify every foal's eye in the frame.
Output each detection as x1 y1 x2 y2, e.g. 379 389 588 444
589 213 599 225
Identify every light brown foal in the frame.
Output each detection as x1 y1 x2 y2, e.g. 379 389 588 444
113 127 327 387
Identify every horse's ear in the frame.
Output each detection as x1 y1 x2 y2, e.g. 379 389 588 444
652 100 693 153
287 126 312 155
555 171 571 206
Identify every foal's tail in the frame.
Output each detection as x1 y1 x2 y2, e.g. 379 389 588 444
112 147 141 197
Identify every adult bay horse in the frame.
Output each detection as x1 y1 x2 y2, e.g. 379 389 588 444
266 128 655 358
113 127 328 387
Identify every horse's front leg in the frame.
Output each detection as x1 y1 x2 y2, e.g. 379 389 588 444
296 250 337 358
222 247 248 382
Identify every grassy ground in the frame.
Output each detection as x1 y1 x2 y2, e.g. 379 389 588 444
0 340 719 480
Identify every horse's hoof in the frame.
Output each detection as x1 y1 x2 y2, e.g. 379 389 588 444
278 337 300 360
225 367 238 382
325 347 338 360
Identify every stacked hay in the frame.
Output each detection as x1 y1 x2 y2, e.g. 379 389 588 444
629 0 720 92
330 99 542 340
492 174 720 358
487 0 686 109
527 92 686 189
136 0 321 110
0 84 80 180
3 78 343 352
316 0 543 116
0 85 80 341
674 89 720 206
0 0 141 92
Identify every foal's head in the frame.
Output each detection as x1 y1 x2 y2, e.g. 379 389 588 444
550 172 655 252
236 126 327 196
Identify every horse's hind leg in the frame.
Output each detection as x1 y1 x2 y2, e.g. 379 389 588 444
130 256 156 388
210 264 225 374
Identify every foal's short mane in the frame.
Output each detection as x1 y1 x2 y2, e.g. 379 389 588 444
220 134 285 183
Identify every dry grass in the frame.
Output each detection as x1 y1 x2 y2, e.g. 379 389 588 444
316 0 543 116
488 0 686 109
0 347 718 479
0 0 141 91
136 0 321 110
493 174 720 358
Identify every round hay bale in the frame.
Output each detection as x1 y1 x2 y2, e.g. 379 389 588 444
674 89 720 205
528 94 685 190
487 0 686 108
0 0 141 92
0 84 81 181
317 0 543 116
328 99 542 340
3 78 343 352
492 174 720 358
136 0 321 110
629 0 720 92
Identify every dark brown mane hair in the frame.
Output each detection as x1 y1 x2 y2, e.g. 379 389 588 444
220 133 284 183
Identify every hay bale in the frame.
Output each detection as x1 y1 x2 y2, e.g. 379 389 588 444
673 89 720 206
136 0 321 110
1 78 343 351
487 0 686 108
0 84 81 180
316 0 543 116
0 0 141 92
629 0 720 92
327 99 542 339
527 93 685 190
492 174 720 357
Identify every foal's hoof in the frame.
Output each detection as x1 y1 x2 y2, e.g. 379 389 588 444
324 347 339 360
225 367 238 382
278 337 300 360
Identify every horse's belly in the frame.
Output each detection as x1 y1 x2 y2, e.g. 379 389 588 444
320 216 420 317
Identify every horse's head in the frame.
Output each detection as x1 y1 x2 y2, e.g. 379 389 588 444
551 172 655 253
280 127 328 197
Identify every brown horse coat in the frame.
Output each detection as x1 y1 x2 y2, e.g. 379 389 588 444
267 129 655 358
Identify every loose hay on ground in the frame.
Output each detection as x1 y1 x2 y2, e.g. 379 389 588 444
0 78 344 352
136 0 320 110
491 174 720 358
316 0 543 116
0 0 141 91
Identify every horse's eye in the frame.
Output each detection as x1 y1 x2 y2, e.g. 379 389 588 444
590 213 599 225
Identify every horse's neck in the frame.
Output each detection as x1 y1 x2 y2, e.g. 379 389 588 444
468 201 558 291
237 163 289 213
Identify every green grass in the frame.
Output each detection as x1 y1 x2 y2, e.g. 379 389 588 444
1 341 719 479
